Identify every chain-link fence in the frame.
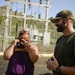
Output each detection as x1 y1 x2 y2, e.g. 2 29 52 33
0 26 62 53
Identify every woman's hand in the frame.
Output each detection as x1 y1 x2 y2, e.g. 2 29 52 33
20 39 30 47
12 39 19 47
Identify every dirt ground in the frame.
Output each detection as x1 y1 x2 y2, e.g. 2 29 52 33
0 55 53 75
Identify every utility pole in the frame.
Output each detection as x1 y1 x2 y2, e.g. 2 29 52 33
45 0 50 32
9 9 12 36
24 0 28 28
43 0 51 45
2 0 10 51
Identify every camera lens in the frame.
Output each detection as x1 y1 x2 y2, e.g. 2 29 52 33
17 42 21 46
16 42 25 48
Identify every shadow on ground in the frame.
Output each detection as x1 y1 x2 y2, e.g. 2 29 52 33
0 56 52 75
40 73 53 75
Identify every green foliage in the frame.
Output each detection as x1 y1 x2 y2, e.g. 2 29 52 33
73 21 75 29
0 15 6 26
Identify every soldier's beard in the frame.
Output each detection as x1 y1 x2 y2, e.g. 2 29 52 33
56 20 66 32
57 25 66 32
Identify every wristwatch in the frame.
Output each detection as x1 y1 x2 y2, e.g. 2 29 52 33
55 66 61 72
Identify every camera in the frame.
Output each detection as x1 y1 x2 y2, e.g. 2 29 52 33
16 42 25 48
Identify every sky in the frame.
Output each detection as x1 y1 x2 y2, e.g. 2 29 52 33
0 0 75 19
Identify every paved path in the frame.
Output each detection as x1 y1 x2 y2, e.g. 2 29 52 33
0 52 3 56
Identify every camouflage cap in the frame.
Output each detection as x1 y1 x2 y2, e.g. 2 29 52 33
50 10 75 23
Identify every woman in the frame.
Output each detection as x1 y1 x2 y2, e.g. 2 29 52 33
3 29 39 75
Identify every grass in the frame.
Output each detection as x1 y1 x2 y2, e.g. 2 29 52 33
37 43 54 54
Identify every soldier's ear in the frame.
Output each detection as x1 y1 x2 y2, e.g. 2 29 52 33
63 16 69 24
65 16 69 21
